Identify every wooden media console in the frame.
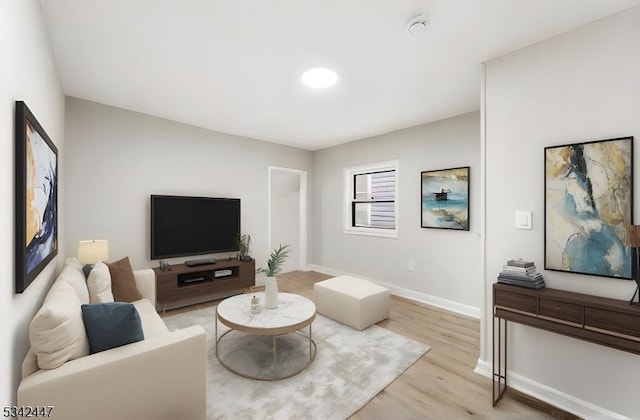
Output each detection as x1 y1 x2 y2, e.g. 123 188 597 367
153 259 255 311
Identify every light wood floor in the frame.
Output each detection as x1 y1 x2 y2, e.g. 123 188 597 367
163 271 580 419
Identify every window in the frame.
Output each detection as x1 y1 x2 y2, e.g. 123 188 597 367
344 160 398 238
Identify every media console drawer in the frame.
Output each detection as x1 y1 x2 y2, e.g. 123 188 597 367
584 307 640 340
494 288 537 315
539 298 583 325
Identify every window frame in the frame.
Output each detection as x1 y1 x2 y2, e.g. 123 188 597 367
343 160 399 238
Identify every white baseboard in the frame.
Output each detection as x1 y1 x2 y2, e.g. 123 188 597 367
474 359 629 420
305 264 480 319
474 358 491 377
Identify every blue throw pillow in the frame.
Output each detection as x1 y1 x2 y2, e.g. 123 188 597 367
81 302 144 354
82 264 94 278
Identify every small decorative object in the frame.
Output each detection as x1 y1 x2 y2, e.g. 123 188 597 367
624 224 640 305
257 244 291 309
421 166 469 230
497 258 545 289
15 101 58 293
237 233 253 262
250 295 261 313
545 136 633 279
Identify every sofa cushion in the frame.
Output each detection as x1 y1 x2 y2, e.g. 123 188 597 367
87 261 115 303
132 299 169 338
81 302 145 354
58 257 90 304
30 280 90 369
107 257 142 302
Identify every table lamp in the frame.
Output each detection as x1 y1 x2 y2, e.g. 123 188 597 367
78 240 109 264
624 224 640 305
78 240 109 277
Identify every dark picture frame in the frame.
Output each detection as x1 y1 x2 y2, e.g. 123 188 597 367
421 166 470 230
544 136 633 280
15 101 58 293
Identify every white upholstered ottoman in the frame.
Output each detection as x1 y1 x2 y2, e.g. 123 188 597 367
314 276 390 330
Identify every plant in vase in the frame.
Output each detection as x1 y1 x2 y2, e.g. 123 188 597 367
236 233 253 262
256 244 290 309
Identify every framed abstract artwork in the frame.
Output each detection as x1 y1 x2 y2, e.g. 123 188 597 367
15 101 58 293
544 136 633 279
421 166 469 230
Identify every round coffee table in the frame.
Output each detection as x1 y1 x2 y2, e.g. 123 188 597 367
215 292 317 381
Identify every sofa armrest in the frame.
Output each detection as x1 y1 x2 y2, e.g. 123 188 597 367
18 326 206 420
134 268 156 304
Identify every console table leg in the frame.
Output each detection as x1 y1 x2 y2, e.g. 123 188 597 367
493 316 507 406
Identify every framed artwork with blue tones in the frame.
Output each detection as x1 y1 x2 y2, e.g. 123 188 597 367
544 136 633 280
421 166 469 230
15 101 58 293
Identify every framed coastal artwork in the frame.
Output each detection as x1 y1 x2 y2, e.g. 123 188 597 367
15 101 58 293
421 166 469 230
544 136 633 279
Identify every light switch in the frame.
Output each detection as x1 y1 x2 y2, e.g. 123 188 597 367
515 211 532 230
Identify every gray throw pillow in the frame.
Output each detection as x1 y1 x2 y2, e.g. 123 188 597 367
81 302 144 354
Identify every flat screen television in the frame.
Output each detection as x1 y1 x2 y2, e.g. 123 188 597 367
150 195 240 260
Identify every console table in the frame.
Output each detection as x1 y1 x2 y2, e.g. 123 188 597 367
492 283 640 406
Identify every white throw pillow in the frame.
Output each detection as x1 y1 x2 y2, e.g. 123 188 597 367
30 280 90 369
64 256 83 271
58 258 90 304
87 261 114 303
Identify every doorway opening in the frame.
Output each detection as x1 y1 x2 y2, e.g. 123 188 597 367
268 166 308 273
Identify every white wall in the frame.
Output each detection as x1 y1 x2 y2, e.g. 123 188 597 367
483 6 640 418
64 98 312 271
311 112 481 316
0 0 65 406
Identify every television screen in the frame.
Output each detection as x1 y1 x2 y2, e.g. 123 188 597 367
150 195 240 260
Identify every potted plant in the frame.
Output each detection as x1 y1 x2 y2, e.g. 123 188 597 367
237 233 253 262
257 243 290 277
257 244 290 308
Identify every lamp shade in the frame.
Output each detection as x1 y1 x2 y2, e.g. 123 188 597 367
78 240 109 264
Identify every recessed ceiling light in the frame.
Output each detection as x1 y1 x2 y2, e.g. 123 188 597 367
301 68 338 89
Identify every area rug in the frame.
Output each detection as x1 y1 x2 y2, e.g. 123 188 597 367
163 307 429 420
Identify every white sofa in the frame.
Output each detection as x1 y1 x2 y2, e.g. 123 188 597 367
17 258 207 420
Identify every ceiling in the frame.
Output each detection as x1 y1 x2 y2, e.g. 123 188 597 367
40 0 640 151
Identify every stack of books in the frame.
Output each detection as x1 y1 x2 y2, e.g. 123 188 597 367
498 258 545 289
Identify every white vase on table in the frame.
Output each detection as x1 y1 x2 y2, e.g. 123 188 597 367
264 276 279 309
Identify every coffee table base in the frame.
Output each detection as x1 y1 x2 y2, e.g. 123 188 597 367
215 320 317 381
